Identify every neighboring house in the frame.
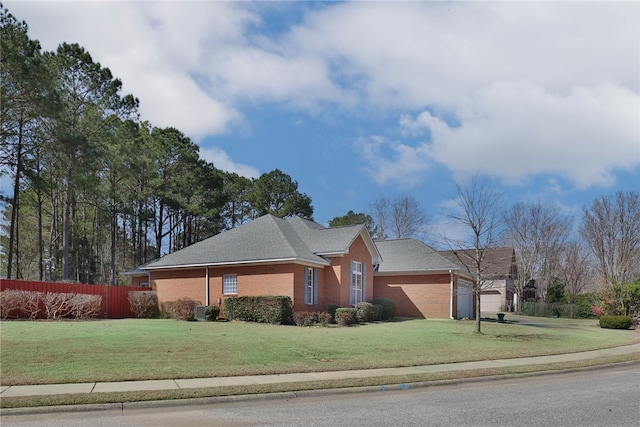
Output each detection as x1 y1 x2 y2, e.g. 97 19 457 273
440 247 517 314
124 214 475 319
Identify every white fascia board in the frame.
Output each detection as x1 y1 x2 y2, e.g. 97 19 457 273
374 269 455 277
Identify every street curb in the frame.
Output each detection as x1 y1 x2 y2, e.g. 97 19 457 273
2 359 638 417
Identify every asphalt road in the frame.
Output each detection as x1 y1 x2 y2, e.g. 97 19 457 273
2 364 639 427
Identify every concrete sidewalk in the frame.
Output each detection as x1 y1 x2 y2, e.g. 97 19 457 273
2 344 638 399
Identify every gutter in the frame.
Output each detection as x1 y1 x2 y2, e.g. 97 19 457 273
449 269 454 320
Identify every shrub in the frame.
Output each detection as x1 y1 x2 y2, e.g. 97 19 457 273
355 302 374 323
574 293 599 318
369 297 396 320
599 315 633 330
205 305 220 321
293 311 317 327
317 312 332 327
70 294 102 319
335 308 358 326
327 304 340 323
168 298 199 321
43 292 76 319
0 290 26 319
128 291 159 318
371 304 383 321
224 296 293 325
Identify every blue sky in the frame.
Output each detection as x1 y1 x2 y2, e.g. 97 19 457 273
3 1 639 242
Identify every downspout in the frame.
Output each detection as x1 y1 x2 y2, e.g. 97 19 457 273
205 267 210 306
449 269 454 319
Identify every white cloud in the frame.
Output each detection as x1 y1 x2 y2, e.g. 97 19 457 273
199 147 259 179
5 0 638 191
400 80 639 188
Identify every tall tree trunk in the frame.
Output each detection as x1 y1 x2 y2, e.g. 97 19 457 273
7 114 24 279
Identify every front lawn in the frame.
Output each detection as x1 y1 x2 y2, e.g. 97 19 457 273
1 316 637 386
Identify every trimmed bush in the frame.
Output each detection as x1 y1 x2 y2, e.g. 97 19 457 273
328 304 340 323
168 298 199 321
599 315 633 330
370 297 396 320
128 291 159 318
224 296 293 325
355 302 374 323
205 305 220 321
317 312 332 327
371 304 383 321
70 294 102 319
335 307 358 326
293 311 317 327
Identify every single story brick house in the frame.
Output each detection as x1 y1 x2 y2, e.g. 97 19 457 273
124 214 475 319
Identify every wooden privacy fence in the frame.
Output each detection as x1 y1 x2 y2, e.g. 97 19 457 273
0 279 150 319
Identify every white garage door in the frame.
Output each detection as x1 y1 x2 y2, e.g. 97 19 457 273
481 291 502 313
457 281 474 319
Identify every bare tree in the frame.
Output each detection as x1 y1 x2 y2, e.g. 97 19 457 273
581 191 640 285
558 241 593 304
502 202 573 309
369 194 429 240
448 174 504 333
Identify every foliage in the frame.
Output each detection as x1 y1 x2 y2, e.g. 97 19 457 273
369 297 396 320
597 280 640 317
371 304 384 321
521 302 579 319
205 305 220 321
167 298 199 321
327 304 340 323
574 293 599 318
224 296 293 325
335 308 358 326
355 302 375 322
328 211 379 237
545 281 566 304
128 291 159 319
247 169 313 219
598 315 632 330
292 311 331 327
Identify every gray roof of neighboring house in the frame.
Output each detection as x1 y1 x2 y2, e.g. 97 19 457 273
375 239 462 274
439 247 516 277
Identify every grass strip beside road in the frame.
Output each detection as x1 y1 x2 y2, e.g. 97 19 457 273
2 316 638 387
2 355 637 410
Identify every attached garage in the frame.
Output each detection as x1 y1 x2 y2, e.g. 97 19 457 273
457 280 474 319
480 291 503 313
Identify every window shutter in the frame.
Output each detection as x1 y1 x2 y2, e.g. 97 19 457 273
349 260 355 305
363 262 367 303
304 267 311 305
313 268 319 305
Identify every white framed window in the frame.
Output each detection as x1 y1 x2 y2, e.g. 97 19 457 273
223 274 237 295
304 268 317 305
350 261 364 305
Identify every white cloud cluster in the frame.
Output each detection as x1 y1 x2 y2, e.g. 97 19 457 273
6 1 639 186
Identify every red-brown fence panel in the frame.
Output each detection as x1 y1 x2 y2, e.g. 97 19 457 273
0 279 150 319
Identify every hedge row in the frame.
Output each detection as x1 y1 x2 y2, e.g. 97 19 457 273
599 315 633 330
224 296 293 325
0 289 101 320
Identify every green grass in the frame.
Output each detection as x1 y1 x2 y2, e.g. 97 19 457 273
1 316 638 386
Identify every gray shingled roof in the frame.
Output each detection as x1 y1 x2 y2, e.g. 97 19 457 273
144 215 329 269
375 239 462 273
439 247 515 277
286 216 368 255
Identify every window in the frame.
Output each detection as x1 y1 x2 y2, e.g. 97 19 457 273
304 268 317 305
223 274 237 295
350 261 365 305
